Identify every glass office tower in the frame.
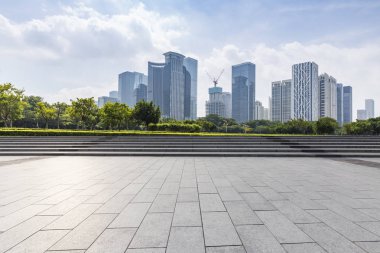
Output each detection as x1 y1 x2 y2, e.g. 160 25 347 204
232 62 256 123
183 57 198 119
343 86 352 124
336 83 343 126
148 62 168 117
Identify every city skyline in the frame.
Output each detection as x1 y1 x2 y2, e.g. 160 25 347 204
0 0 379 118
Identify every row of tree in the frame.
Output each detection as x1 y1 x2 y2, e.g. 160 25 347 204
1 83 379 135
0 83 160 129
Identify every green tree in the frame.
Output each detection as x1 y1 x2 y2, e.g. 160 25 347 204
368 117 380 135
68 98 98 129
132 100 160 128
22 96 43 128
277 119 315 134
0 83 26 127
99 102 131 130
316 117 339 135
36 102 56 129
246 120 275 129
195 119 216 132
53 102 68 129
344 120 373 135
202 114 225 127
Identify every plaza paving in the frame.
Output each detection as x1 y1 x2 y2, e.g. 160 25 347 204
0 156 380 252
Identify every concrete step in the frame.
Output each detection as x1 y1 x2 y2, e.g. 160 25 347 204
1 136 379 157
1 151 380 157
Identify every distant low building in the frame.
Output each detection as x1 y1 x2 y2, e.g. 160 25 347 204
263 108 269 120
109 90 118 100
357 109 367 120
206 86 231 118
98 96 118 108
118 71 147 107
134 83 147 104
255 101 264 120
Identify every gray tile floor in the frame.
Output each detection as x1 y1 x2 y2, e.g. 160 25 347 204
0 156 380 253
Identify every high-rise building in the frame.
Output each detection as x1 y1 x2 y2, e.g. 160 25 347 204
357 109 367 120
97 96 118 108
148 52 197 120
268 97 272 121
319 73 337 120
163 52 186 120
232 62 256 123
109 91 118 100
343 86 352 124
118 71 147 106
292 62 319 121
147 62 167 116
255 101 264 120
263 108 269 120
183 66 191 120
336 83 343 126
205 86 231 118
365 99 375 119
134 83 147 104
271 79 291 123
183 57 198 119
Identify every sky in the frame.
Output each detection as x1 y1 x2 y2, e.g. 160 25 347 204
0 0 379 118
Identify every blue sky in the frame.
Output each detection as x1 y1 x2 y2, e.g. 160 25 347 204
0 0 379 117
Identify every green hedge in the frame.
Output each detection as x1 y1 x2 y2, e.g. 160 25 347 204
148 123 201 132
0 127 270 136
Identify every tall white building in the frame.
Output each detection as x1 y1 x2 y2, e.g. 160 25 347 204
365 99 375 119
271 80 291 122
206 86 231 118
292 62 319 121
319 73 337 120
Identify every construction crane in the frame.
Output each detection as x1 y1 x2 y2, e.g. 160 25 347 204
206 69 224 87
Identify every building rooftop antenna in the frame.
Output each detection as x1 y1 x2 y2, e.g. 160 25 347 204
206 69 224 87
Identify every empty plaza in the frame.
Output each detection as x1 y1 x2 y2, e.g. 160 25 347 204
0 156 380 252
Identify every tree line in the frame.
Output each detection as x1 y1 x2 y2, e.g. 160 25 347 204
1 83 379 135
0 83 160 130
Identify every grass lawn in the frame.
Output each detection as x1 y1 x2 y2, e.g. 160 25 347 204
0 128 311 137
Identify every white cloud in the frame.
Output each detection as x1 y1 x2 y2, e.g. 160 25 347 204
0 2 187 100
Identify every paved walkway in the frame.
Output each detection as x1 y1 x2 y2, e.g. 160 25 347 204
0 156 380 253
